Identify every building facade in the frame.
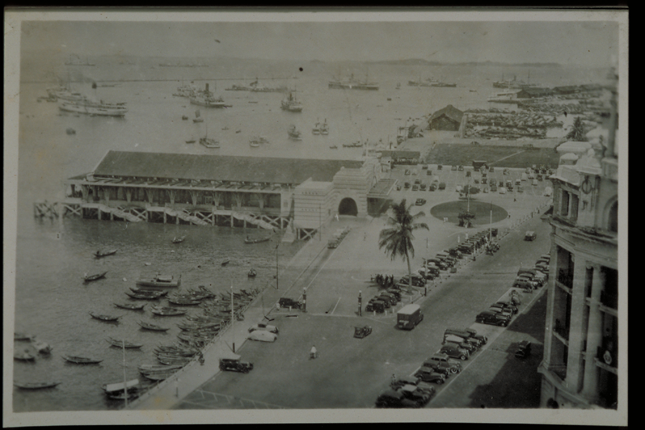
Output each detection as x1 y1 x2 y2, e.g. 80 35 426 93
538 80 619 409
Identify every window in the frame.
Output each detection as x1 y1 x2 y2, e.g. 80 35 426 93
607 201 618 233
570 193 579 221
561 190 570 216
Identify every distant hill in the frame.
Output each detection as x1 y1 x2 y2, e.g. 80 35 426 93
367 59 563 67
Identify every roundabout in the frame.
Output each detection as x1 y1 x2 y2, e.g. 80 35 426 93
429 200 508 226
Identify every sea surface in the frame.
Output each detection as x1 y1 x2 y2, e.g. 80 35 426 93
11 59 609 411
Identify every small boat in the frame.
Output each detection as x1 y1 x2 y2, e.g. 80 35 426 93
62 355 103 364
106 337 143 349
14 332 34 341
185 139 196 144
136 274 181 288
167 297 202 306
94 249 117 258
193 109 204 123
125 291 162 300
138 363 185 373
14 350 37 361
150 306 186 317
172 235 186 243
141 370 178 381
200 137 220 149
83 271 107 283
221 259 230 266
103 379 140 400
244 236 271 244
329 144 338 149
182 115 189 120
250 140 260 148
130 287 169 296
247 269 257 278
138 320 170 331
32 339 53 354
14 381 61 390
287 124 302 141
320 119 329 136
114 302 146 310
312 122 321 135
89 312 121 322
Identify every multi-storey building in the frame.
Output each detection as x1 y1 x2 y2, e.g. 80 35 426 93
538 77 619 409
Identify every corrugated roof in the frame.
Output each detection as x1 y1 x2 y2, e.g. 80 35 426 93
429 104 464 123
92 151 363 184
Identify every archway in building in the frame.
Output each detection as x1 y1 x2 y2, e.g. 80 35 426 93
338 198 358 216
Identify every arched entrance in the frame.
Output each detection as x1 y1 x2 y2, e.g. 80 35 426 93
338 197 358 216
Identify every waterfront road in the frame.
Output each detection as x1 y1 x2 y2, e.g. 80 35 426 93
171 209 552 409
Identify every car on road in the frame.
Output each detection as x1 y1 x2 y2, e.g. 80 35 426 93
219 355 254 373
415 198 426 206
247 330 278 342
438 344 470 360
494 301 518 314
424 353 463 373
248 323 279 334
399 384 433 406
353 325 372 339
414 367 447 385
375 389 419 408
476 310 511 327
422 164 428 170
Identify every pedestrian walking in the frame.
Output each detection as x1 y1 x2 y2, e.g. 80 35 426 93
310 345 317 359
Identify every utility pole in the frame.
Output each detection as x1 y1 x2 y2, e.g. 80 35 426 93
275 243 279 290
358 290 362 316
319 204 322 242
231 284 235 353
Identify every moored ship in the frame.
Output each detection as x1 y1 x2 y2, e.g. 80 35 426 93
58 98 128 117
281 91 303 112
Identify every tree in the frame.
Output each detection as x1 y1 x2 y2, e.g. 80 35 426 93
566 117 588 141
378 199 429 292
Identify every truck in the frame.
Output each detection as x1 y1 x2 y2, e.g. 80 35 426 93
397 304 424 330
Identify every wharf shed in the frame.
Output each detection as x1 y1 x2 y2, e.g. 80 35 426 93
516 88 554 98
428 105 464 131
59 151 386 241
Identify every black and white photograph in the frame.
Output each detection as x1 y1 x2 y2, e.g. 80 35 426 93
4 8 627 426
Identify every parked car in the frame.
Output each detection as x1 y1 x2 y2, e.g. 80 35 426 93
426 169 433 176
493 301 518 314
396 184 402 190
415 198 426 206
513 278 537 290
483 187 489 193
412 184 419 191
438 344 470 360
377 292 398 305
354 325 372 339
419 183 427 191
414 367 447 385
458 165 464 171
399 274 426 287
476 310 510 327
365 300 385 313
489 178 497 186
248 323 279 334
444 338 478 354
517 186 524 193
515 179 521 186
414 179 421 185
498 187 507 194
489 305 513 319
438 182 446 190
375 389 419 408
219 355 253 373
421 164 428 170
451 165 458 171
481 177 487 184
371 297 391 309
429 183 437 191
248 330 278 342
490 184 498 192
444 328 487 345
437 164 443 170
391 376 437 396
424 353 463 373
404 182 411 189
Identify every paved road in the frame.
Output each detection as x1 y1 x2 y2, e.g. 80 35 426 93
175 209 552 409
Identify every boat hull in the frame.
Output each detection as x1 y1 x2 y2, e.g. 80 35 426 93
59 103 128 117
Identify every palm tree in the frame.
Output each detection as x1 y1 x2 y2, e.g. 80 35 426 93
378 199 429 292
566 117 587 141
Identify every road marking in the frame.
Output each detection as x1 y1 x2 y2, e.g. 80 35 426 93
330 297 342 315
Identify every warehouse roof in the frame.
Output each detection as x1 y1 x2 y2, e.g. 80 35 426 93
91 151 364 184
429 104 464 123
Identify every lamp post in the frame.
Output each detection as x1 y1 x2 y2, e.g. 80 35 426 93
358 290 362 316
275 243 279 290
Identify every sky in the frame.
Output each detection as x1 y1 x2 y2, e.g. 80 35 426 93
18 13 620 67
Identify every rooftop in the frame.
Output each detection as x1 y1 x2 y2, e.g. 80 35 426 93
429 104 464 123
91 151 364 185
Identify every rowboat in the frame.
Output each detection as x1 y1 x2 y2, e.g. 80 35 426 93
90 312 121 322
248 269 257 278
138 320 170 331
94 249 117 258
138 363 185 373
106 337 143 348
115 302 146 310
83 271 107 283
136 274 181 288
14 332 34 341
221 259 230 266
14 381 61 390
107 390 139 401
167 297 202 306
150 306 186 317
172 235 186 244
141 370 177 381
244 236 271 244
156 356 191 366
130 287 168 296
62 355 103 364
125 291 162 300
14 350 37 361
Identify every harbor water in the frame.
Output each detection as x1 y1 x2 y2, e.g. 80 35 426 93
11 61 609 411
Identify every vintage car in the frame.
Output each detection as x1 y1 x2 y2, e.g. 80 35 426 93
247 330 277 342
524 231 537 241
444 328 487 345
377 292 398 305
493 301 518 314
444 338 478 354
248 323 279 334
219 355 253 373
438 344 470 360
515 340 532 359
399 384 433 406
278 297 301 310
419 183 427 191
476 310 511 327
489 305 514 319
412 184 419 191
415 198 427 206
451 165 458 171
513 278 538 290
375 389 419 408
399 274 426 287
354 325 372 339
429 183 437 191
413 367 446 385
424 353 463 373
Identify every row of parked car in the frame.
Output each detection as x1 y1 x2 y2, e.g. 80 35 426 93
474 253 551 327
375 328 489 408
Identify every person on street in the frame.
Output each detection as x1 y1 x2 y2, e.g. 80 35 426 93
310 345 317 359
